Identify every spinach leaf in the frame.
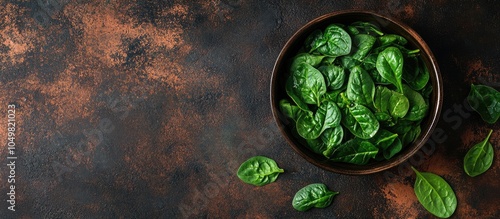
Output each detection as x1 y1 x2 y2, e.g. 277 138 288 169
374 86 409 119
306 138 327 155
421 83 433 100
285 77 309 111
346 66 375 106
318 64 345 90
304 29 325 53
379 34 407 46
290 53 325 72
370 129 398 152
306 126 343 156
401 124 421 146
342 104 380 139
404 57 430 91
467 84 500 124
464 129 494 177
403 84 429 121
384 137 402 160
351 34 376 61
374 112 393 124
323 90 343 102
329 138 379 165
388 120 414 137
376 47 404 93
296 101 341 139
362 53 378 71
321 56 337 65
292 183 338 211
292 63 327 106
373 131 402 161
279 99 303 122
411 167 457 218
369 128 398 160
339 55 360 70
315 24 352 57
363 52 390 85
321 126 344 158
347 21 384 36
237 156 284 186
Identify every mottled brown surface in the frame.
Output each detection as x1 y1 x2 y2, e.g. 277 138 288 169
0 0 499 218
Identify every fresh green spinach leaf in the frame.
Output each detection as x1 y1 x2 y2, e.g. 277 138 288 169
411 167 457 218
401 124 421 146
306 126 344 156
296 101 341 139
321 126 344 158
292 183 338 211
384 137 402 160
467 84 500 124
237 156 284 186
318 64 345 90
304 29 325 53
351 34 376 61
339 55 360 70
379 34 407 46
315 24 352 57
290 53 325 72
285 77 309 111
374 86 409 119
346 66 375 106
292 63 327 106
371 129 399 160
329 138 379 165
464 129 494 177
279 99 303 122
347 21 384 36
370 129 398 149
342 104 380 139
403 84 429 121
376 47 404 93
403 57 430 91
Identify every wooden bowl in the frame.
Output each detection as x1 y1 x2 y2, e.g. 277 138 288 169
270 10 443 175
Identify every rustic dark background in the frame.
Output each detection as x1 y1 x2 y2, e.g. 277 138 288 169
0 0 499 218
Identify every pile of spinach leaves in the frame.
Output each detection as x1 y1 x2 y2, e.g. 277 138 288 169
280 22 432 165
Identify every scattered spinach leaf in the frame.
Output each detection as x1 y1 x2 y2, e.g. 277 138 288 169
464 129 494 177
467 84 500 124
411 167 457 218
292 183 339 211
237 156 284 186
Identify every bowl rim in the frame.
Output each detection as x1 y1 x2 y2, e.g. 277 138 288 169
270 9 443 175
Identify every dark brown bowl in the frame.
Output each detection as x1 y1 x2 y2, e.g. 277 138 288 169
270 10 443 175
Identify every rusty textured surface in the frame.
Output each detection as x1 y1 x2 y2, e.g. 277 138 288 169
0 0 498 218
